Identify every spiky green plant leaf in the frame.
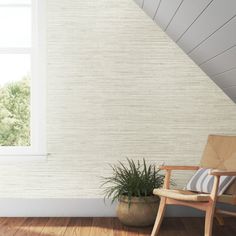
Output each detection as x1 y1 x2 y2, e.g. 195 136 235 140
101 158 168 205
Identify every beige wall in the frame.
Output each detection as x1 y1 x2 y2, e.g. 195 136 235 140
0 0 236 198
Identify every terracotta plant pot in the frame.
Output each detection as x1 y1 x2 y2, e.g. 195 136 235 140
116 195 159 227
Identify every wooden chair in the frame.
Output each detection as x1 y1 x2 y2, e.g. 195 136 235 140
151 135 236 236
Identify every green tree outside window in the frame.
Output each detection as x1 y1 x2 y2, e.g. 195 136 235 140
0 78 30 146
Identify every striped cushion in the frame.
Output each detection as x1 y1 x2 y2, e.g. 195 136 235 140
186 168 236 195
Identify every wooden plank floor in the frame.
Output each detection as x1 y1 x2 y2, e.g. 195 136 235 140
0 217 235 236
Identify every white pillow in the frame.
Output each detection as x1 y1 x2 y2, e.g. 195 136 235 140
186 168 236 195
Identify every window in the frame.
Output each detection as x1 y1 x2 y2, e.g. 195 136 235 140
0 0 46 158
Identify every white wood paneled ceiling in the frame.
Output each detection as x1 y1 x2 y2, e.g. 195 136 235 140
134 0 236 103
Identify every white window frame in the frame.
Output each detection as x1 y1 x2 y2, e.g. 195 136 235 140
0 0 47 159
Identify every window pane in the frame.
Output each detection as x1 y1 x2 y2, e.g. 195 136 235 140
0 7 31 47
0 0 31 5
0 54 30 146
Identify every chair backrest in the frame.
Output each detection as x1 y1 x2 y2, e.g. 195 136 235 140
200 135 236 171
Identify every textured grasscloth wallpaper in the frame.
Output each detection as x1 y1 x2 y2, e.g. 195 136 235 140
0 0 236 198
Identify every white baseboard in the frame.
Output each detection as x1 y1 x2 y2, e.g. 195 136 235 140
0 198 210 217
0 198 116 217
0 198 232 217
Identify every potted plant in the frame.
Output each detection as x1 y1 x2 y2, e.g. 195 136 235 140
101 158 165 227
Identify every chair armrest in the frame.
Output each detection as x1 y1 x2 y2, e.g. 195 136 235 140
210 169 236 176
159 166 199 189
159 165 199 171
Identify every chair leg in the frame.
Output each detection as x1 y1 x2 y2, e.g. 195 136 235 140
204 204 215 236
151 197 167 236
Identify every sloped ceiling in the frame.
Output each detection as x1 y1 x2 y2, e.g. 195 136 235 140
134 0 236 103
